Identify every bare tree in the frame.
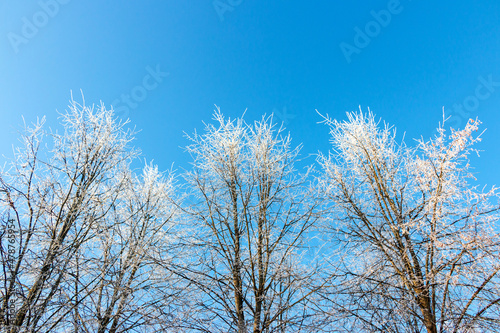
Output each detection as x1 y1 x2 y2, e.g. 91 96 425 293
174 110 325 333
0 99 179 332
61 164 179 333
317 110 500 333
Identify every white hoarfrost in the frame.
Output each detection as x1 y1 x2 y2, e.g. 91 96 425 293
0 99 179 332
317 109 500 333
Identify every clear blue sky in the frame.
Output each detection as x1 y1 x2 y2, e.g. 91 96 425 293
1 1 499 186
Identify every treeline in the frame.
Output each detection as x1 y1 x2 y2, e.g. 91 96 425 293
1 100 499 333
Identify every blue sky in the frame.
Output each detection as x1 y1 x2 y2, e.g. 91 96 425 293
1 1 499 187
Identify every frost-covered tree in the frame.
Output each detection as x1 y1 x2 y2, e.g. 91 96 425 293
318 110 500 333
174 110 325 333
65 164 179 333
0 99 179 332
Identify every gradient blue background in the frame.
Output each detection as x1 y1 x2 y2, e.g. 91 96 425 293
1 1 499 187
